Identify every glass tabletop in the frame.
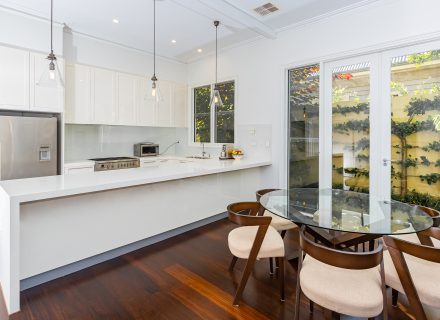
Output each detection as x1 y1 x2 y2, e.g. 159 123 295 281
260 188 433 235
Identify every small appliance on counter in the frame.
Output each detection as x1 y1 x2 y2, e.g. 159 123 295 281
219 144 234 160
134 142 159 157
89 157 140 171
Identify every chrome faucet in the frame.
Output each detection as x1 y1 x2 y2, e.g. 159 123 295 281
201 143 210 158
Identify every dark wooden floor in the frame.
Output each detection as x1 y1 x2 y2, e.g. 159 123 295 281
7 219 412 320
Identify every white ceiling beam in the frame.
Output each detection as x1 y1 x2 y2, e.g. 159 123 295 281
171 0 277 40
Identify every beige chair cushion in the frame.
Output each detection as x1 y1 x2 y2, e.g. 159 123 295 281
300 255 383 318
396 293 440 320
228 225 284 259
383 250 440 308
263 210 297 232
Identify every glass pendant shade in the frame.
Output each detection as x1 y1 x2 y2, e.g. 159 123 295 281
210 88 223 108
37 59 64 88
145 80 163 102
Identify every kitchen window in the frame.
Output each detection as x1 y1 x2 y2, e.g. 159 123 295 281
193 80 235 143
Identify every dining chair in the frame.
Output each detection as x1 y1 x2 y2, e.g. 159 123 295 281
383 227 440 320
256 188 298 275
295 226 387 320
227 202 285 306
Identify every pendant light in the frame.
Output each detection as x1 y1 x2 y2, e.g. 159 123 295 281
210 20 223 108
148 0 162 102
38 0 64 88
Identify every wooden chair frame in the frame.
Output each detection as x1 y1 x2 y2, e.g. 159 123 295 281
383 227 440 320
295 226 387 320
227 202 285 306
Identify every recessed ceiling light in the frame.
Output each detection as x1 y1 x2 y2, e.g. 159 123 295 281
197 48 203 53
171 39 177 44
112 18 120 24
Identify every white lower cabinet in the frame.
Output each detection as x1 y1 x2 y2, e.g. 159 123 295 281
64 162 95 175
65 63 187 128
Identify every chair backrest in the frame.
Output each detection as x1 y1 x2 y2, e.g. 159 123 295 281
414 205 439 246
227 202 272 226
227 202 274 262
255 188 280 202
416 205 440 227
299 226 383 270
383 228 440 320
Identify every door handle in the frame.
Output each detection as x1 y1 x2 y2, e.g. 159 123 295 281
382 158 398 166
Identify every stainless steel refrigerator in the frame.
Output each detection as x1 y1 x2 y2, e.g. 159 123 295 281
0 115 58 181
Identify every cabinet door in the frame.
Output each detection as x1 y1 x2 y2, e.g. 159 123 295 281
65 64 92 123
30 52 64 112
92 68 116 124
117 73 136 125
156 80 172 127
136 78 156 126
0 46 29 110
173 84 188 127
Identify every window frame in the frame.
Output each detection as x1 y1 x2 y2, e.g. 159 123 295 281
189 78 237 146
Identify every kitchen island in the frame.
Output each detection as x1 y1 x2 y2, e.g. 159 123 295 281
0 157 271 315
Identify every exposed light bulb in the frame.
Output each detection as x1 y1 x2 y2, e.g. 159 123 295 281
49 70 56 80
214 96 219 103
152 81 157 97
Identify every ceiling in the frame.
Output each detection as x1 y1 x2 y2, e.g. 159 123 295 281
0 0 375 63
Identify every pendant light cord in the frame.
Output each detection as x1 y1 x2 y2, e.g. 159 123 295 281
50 0 53 54
153 0 156 77
215 22 218 85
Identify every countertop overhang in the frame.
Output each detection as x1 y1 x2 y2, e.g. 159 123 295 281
0 157 271 203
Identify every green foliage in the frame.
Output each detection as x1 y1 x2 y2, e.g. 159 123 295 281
406 96 440 118
332 166 344 175
422 141 440 152
406 50 440 66
419 173 440 185
334 118 370 134
354 138 370 151
344 167 369 177
357 154 369 161
392 190 440 211
392 119 437 139
436 160 440 167
390 81 408 96
333 103 369 116
420 156 431 166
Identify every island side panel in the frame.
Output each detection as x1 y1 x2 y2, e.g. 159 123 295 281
20 168 263 280
0 188 20 314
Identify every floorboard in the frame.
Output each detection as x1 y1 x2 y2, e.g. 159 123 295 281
6 219 412 320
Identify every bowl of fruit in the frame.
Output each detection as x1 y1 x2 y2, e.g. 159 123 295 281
232 150 244 160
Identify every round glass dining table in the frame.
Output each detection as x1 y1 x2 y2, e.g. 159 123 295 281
260 188 433 235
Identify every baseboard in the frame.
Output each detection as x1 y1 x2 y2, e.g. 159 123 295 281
21 212 227 290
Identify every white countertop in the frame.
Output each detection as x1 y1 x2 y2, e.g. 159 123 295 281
0 157 271 203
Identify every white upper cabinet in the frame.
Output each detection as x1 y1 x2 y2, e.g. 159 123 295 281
156 80 172 127
136 78 156 126
64 63 187 128
91 68 116 124
173 84 188 128
30 52 64 112
65 64 92 123
0 46 30 110
117 73 136 126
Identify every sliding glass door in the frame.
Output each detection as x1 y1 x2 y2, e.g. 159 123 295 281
288 42 439 210
383 43 440 209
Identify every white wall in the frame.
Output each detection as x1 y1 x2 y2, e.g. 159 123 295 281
0 7 63 54
186 0 440 187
